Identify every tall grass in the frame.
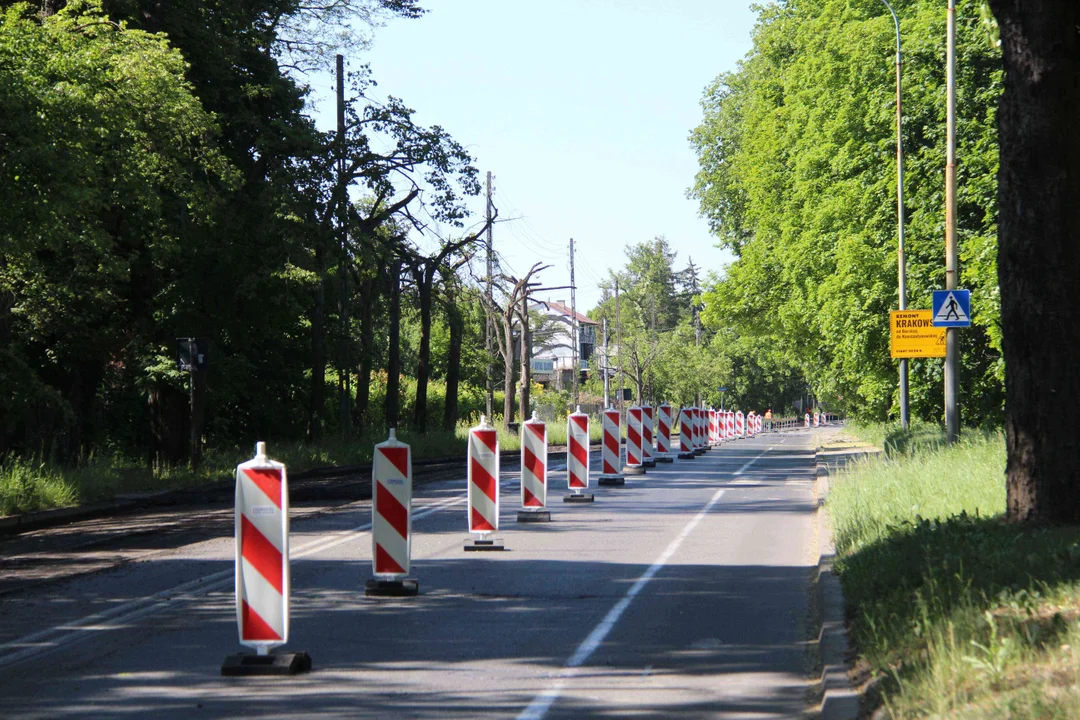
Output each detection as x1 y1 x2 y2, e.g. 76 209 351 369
0 458 78 515
827 428 1080 718
829 431 1005 556
843 418 949 455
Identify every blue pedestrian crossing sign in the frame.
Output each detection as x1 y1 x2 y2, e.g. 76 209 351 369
931 290 971 328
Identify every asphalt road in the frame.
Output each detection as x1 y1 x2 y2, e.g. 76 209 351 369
0 428 831 719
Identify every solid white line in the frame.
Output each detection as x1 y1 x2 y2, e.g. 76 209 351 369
0 491 467 669
516 446 772 720
1 448 599 668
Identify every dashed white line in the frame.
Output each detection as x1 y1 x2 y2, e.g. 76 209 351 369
516 446 771 720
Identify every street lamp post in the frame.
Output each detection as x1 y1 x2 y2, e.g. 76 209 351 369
880 0 909 431
944 0 959 444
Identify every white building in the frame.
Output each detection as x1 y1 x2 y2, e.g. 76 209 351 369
529 300 600 390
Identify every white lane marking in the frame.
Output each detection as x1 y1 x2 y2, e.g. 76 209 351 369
0 491 466 669
1 454 597 670
517 447 771 720
0 448 609 668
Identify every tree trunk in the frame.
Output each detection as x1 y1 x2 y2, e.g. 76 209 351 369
353 276 374 437
0 275 9 456
413 274 433 432
385 261 402 429
148 386 188 467
502 351 515 429
519 300 531 422
190 367 207 470
308 243 326 442
988 0 1080 523
443 297 463 432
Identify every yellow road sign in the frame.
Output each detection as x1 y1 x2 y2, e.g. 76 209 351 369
890 310 946 359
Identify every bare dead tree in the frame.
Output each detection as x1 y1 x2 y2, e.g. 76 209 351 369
478 263 548 429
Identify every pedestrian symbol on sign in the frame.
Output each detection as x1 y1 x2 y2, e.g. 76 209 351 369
931 290 971 328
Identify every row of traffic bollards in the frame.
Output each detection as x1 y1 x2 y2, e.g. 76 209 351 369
221 402 772 676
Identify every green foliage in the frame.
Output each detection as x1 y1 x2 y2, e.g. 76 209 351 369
691 0 1004 423
582 234 802 412
0 457 77 515
0 0 489 470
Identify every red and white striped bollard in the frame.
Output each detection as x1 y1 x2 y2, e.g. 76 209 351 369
642 404 656 467
598 407 625 485
565 406 595 501
466 416 503 551
677 407 696 459
367 429 418 596
519 412 552 521
693 406 706 453
656 403 675 462
223 442 310 675
624 405 646 474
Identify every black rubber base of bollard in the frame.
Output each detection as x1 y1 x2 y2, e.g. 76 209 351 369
365 578 419 597
464 538 506 551
642 460 656 468
597 476 625 486
517 510 552 522
563 493 596 503
693 448 707 455
678 452 697 459
222 652 312 677
622 466 646 475
655 456 674 463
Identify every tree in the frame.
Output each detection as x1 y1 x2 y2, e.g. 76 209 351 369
620 330 663 404
0 3 235 460
300 62 478 439
985 0 1080 523
480 264 547 429
689 0 1004 423
404 222 493 432
622 237 682 332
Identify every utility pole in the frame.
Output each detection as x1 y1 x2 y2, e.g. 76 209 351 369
689 256 702 407
615 277 623 415
880 0 909 431
602 317 610 408
336 53 349 437
944 0 959 444
187 339 199 470
485 171 494 419
569 238 579 407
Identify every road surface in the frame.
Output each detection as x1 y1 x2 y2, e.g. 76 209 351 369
0 427 833 718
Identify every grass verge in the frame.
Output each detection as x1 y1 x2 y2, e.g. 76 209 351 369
828 426 1080 718
0 415 605 517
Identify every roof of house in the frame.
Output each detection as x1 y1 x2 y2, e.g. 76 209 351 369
530 300 600 326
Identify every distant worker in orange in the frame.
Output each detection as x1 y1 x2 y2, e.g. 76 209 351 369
764 408 773 430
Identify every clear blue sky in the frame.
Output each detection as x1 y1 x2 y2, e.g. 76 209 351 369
308 0 759 312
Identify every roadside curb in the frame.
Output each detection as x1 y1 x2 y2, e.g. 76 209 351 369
0 443 603 538
0 498 143 536
812 446 859 720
